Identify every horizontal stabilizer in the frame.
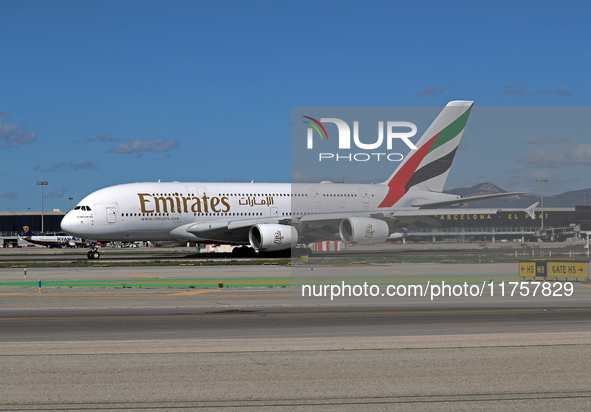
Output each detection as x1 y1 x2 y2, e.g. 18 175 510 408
524 202 538 220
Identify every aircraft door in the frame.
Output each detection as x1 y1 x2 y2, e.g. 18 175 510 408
358 188 370 204
106 207 117 223
309 188 321 203
196 187 207 198
270 207 279 216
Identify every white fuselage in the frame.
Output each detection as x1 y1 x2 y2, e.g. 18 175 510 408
60 181 458 244
61 181 444 243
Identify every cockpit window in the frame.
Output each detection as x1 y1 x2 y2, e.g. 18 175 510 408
75 205 92 211
74 206 81 210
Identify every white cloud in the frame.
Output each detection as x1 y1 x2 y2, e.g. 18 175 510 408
506 166 527 174
530 170 554 180
503 85 574 96
503 85 526 96
0 114 37 148
108 139 179 155
0 191 18 199
502 170 582 195
539 88 574 96
87 132 180 157
518 144 591 168
291 172 321 183
86 132 126 143
46 187 68 198
419 85 451 97
35 161 97 173
526 135 570 144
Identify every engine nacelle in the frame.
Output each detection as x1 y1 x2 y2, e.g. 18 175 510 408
249 224 298 251
339 217 389 245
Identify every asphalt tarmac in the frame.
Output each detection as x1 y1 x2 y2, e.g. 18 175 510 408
2 241 587 262
1 263 590 410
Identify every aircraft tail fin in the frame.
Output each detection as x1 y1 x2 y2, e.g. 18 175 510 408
379 100 473 207
21 219 34 236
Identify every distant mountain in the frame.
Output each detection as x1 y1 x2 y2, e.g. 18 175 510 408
445 182 591 208
447 182 506 197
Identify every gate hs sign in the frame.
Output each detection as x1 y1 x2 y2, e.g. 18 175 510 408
519 260 589 279
519 261 546 277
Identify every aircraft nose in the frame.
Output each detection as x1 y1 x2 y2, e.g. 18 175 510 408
61 213 74 234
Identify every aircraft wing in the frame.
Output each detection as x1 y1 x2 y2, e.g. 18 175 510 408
410 192 528 208
172 202 538 245
293 203 538 243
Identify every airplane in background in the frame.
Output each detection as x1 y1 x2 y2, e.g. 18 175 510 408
20 219 85 248
61 101 534 259
387 227 409 241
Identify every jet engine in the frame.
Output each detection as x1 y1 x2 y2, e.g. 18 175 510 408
339 217 389 245
249 224 298 251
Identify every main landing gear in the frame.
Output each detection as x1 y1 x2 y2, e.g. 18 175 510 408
232 246 257 257
231 246 313 258
87 248 100 259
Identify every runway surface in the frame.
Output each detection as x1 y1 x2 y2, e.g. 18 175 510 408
1 263 590 410
1 242 586 262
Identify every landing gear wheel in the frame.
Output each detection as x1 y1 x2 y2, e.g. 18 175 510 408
232 246 256 257
291 248 312 258
87 250 100 259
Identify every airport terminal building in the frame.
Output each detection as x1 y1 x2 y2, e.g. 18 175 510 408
2 207 591 247
407 206 591 242
0 212 67 247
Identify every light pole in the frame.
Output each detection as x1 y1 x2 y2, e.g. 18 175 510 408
37 181 48 233
69 197 73 210
536 179 547 231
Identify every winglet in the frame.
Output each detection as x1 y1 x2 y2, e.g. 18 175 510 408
525 202 538 220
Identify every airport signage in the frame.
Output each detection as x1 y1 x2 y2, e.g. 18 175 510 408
519 260 589 279
547 261 588 277
519 261 546 277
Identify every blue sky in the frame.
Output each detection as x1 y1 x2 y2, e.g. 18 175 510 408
1 0 589 211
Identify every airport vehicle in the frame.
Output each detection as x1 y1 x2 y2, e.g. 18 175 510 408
61 101 532 259
20 219 85 248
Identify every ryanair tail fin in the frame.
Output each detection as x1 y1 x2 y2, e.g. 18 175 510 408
21 219 35 236
379 101 473 207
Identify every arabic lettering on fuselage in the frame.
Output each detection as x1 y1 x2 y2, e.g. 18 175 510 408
238 196 275 207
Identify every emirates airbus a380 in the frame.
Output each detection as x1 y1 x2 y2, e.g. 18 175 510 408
61 101 532 259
